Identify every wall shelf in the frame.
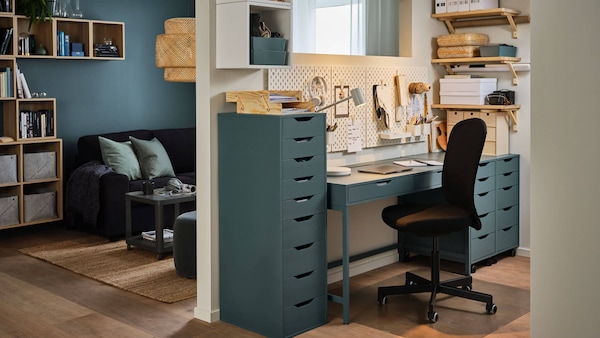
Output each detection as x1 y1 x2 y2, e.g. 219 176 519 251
432 56 522 85
432 8 530 39
432 103 521 131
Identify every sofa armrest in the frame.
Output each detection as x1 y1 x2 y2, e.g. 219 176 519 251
97 172 130 235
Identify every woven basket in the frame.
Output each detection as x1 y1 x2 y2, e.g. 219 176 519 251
437 33 488 47
437 46 481 58
155 18 195 82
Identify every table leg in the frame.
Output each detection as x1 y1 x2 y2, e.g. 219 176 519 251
341 207 350 324
125 198 132 250
155 202 164 260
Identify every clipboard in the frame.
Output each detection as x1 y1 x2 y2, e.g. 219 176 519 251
358 164 413 175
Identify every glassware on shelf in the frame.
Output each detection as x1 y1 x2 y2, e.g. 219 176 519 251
71 0 83 18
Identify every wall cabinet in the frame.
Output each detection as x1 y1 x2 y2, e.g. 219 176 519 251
216 0 292 69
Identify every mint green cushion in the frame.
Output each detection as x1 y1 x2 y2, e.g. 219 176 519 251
129 136 176 179
98 136 142 180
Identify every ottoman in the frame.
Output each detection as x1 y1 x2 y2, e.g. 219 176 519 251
173 211 196 278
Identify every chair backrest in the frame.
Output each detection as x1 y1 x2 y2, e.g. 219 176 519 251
442 118 487 230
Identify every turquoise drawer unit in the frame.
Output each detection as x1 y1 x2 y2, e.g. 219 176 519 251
413 169 443 191
218 113 327 337
470 231 496 262
495 154 519 256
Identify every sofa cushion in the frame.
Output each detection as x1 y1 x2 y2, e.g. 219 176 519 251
98 137 142 180
129 136 176 179
77 130 154 166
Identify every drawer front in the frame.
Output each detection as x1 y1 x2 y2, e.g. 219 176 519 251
284 295 327 337
475 176 495 194
482 141 497 155
447 111 464 124
282 115 324 139
414 170 442 190
486 126 497 142
463 111 480 120
497 205 519 230
471 232 495 261
282 155 325 180
282 194 326 220
496 225 519 253
283 267 325 307
282 136 325 159
497 171 519 189
348 176 414 204
283 175 325 200
496 184 519 209
479 112 497 127
475 191 495 215
496 156 519 174
283 241 324 279
476 161 496 179
472 211 495 238
282 212 326 249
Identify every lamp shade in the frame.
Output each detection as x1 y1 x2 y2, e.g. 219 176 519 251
156 18 196 82
350 87 366 107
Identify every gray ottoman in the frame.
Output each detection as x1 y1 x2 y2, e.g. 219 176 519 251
173 211 196 279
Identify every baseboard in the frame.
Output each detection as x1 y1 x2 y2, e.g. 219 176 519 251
327 250 399 284
516 247 530 257
194 307 220 323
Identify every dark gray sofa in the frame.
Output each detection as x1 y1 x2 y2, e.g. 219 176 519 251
66 127 196 240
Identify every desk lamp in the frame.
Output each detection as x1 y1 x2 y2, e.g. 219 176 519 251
317 87 366 176
315 87 366 112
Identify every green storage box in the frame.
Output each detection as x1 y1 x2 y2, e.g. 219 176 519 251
251 37 287 51
251 50 287 65
480 44 517 57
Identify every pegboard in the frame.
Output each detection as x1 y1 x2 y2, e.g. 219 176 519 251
268 65 428 153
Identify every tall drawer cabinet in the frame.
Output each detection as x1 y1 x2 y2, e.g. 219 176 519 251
218 112 327 337
399 154 520 274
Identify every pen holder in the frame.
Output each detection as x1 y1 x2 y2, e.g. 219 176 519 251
326 131 335 145
407 124 421 137
421 123 431 135
142 180 155 195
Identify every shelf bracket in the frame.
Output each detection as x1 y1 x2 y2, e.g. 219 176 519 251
505 14 518 38
442 19 456 34
443 64 455 75
505 109 518 131
505 62 518 85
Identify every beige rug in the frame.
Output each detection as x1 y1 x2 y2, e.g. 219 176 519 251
19 236 196 303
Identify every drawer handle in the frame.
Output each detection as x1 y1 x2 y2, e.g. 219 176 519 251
376 180 391 187
295 137 313 143
295 176 313 183
295 196 312 203
478 177 490 182
502 226 513 232
478 192 489 197
294 156 313 163
294 116 313 122
294 298 314 308
479 212 490 218
502 206 514 212
502 186 513 191
478 234 490 240
294 270 314 279
295 215 313 223
295 242 314 251
479 162 491 168
503 172 514 177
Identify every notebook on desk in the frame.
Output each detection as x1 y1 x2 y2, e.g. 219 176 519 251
357 164 413 175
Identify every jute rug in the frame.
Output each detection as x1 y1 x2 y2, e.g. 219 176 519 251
326 269 529 337
19 236 196 303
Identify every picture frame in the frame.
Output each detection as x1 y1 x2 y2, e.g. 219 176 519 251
334 85 350 117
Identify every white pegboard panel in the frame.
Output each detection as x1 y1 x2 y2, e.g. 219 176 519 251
329 66 367 152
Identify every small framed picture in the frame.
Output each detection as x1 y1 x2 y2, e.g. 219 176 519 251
334 85 350 117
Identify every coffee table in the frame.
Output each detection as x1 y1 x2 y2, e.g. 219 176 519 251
125 190 196 259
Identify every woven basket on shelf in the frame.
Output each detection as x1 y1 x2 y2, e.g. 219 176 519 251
437 33 489 47
155 18 195 83
437 46 481 58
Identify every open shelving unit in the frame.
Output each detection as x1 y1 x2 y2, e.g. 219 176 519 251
432 8 530 39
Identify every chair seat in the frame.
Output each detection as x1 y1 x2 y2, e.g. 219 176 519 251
382 203 474 236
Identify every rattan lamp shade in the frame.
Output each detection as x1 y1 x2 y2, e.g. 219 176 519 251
155 18 196 82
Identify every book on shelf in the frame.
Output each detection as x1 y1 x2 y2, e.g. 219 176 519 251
19 109 55 138
19 71 31 99
141 229 174 242
0 27 13 55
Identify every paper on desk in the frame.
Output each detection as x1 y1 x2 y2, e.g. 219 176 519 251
394 159 443 167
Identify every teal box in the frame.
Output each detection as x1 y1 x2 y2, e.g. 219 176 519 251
251 50 287 65
480 44 517 57
251 37 287 51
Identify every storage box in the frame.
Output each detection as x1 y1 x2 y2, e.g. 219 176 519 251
435 0 447 14
24 191 57 223
0 195 19 227
479 44 517 57
446 0 458 12
23 151 56 181
251 37 287 51
0 154 17 183
440 92 488 105
469 0 498 10
251 50 287 65
437 46 480 58
437 33 489 47
440 78 497 92
458 0 470 11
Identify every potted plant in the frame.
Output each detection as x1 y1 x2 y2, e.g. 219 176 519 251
16 0 53 31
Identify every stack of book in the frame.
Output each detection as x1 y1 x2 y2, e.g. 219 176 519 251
141 229 174 242
0 67 11 97
19 109 55 139
0 27 12 55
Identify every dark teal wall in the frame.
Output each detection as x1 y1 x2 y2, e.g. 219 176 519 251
17 0 195 174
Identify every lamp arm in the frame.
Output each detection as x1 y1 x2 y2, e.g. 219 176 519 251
315 96 353 112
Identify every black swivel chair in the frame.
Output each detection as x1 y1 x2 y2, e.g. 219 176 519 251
379 118 497 323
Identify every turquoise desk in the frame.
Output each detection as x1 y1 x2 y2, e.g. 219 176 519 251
327 153 520 324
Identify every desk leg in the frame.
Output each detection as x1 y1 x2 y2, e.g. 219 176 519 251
341 207 350 324
155 202 164 260
125 198 132 250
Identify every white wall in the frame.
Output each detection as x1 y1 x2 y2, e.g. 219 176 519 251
196 0 532 322
530 0 600 336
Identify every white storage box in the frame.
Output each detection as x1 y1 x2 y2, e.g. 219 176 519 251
0 195 19 226
435 0 447 14
0 154 17 183
440 78 497 92
458 0 470 11
446 0 458 12
469 0 498 10
24 151 57 181
24 191 57 222
440 92 488 105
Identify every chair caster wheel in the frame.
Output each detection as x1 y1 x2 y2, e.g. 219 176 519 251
462 285 472 291
486 303 498 314
427 311 438 323
378 296 387 305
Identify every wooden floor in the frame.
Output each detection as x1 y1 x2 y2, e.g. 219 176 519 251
0 224 530 337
